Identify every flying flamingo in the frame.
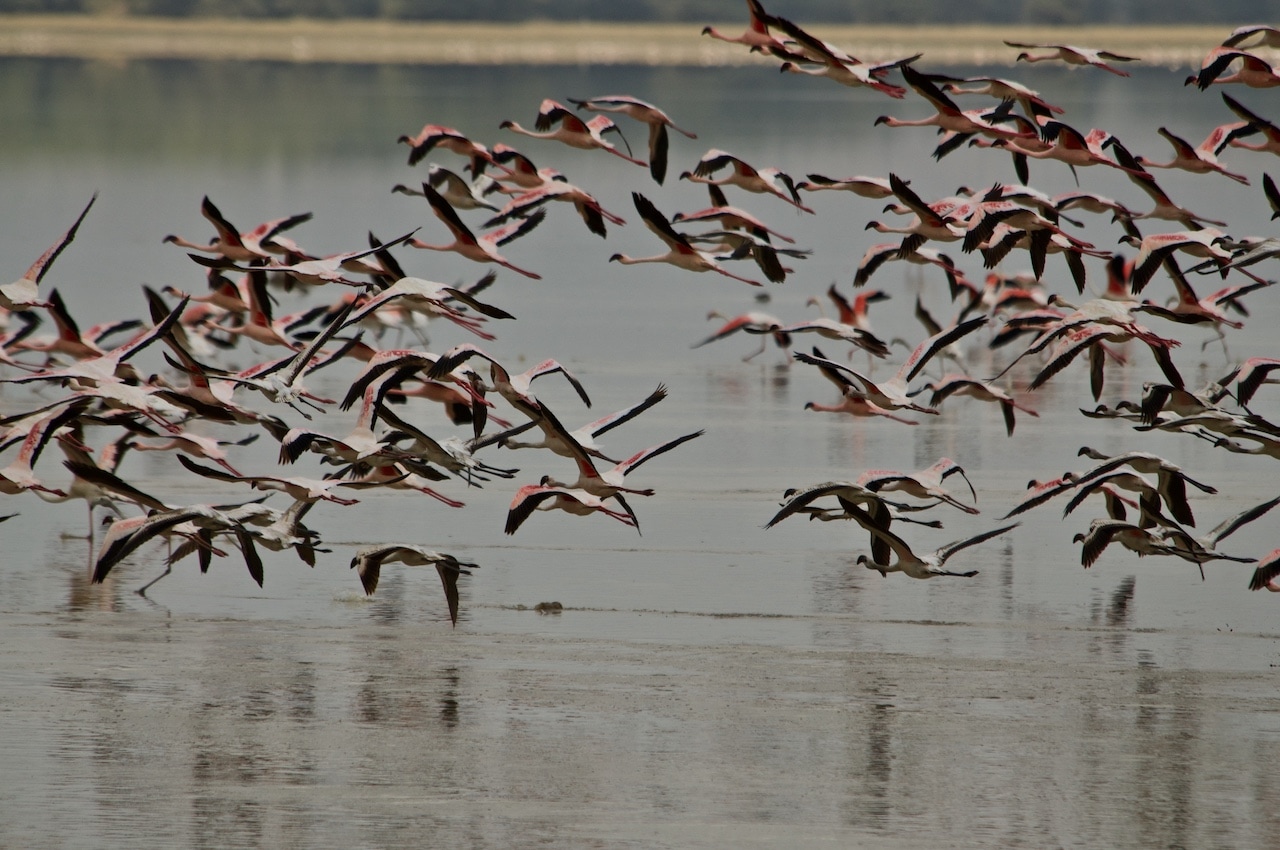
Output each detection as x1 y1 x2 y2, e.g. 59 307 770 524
568 95 697 184
505 481 638 534
1 192 96 312
680 149 813 213
1187 47 1280 90
350 544 479 625
609 192 766 287
1005 41 1139 76
700 0 788 54
1134 126 1250 184
500 100 646 167
795 315 988 415
845 502 1018 579
407 184 545 280
397 124 496 173
162 195 311 263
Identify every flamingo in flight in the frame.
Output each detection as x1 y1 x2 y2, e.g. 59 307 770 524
609 192 766 287
500 100 646 167
845 502 1018 579
1134 126 1250 184
794 315 989 416
680 149 813 213
568 95 697 185
351 544 479 625
700 0 789 54
162 195 311 263
407 184 545 280
397 124 496 174
1005 40 1139 76
2 192 96 312
1187 47 1280 90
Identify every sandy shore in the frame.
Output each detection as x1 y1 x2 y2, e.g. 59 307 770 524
0 15 1223 66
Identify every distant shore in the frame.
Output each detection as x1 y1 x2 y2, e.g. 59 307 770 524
0 16 1228 67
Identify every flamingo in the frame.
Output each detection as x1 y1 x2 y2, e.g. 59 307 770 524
505 482 637 534
475 384 669 464
483 179 626 239
500 100 646 167
920 374 1039 436
875 65 1030 139
176 454 368 507
1222 25 1280 49
760 315 890 360
680 149 813 213
794 314 989 414
1 192 96 312
845 502 1018 579
1134 126 1250 184
1219 93 1280 156
1005 41 1139 76
795 173 895 199
397 124 496 173
1119 229 1235 293
190 229 418 288
770 15 917 98
392 165 501 213
14 288 141 362
670 184 797 244
700 0 788 53
407 184 544 280
426 343 591 417
162 195 311 263
865 174 969 256
856 458 981 515
533 400 704 531
1187 47 1280 90
1073 447 1217 528
568 95 697 185
609 192 765 287
763 482 940 541
853 243 965 294
692 311 791 361
350 544 479 625
931 73 1065 116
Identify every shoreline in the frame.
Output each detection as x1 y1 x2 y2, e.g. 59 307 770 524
0 16 1225 67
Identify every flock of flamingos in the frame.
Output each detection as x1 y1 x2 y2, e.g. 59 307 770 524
5 3 1280 623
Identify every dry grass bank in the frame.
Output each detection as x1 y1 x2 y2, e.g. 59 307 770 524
0 15 1225 66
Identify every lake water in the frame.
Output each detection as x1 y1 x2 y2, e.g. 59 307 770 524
3 49 1280 849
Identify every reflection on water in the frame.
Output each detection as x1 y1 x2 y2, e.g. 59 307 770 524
3 52 1280 848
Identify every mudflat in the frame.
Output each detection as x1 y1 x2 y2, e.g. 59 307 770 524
0 15 1221 66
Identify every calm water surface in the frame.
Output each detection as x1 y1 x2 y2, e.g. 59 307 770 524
2 55 1280 848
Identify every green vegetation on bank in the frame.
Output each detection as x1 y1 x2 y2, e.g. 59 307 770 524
4 0 1279 25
